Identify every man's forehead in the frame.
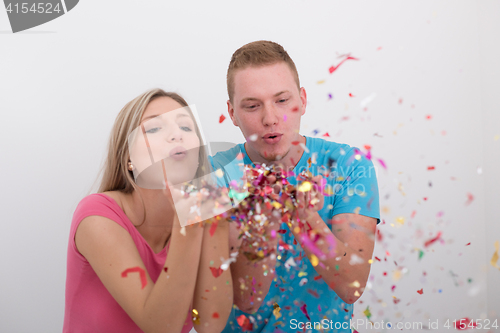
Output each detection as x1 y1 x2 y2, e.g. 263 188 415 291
233 64 296 100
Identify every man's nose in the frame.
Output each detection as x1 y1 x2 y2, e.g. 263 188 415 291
262 103 279 127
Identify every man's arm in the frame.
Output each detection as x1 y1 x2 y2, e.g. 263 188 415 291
289 211 376 304
228 209 280 313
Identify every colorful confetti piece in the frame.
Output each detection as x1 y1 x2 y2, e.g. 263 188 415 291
121 267 147 289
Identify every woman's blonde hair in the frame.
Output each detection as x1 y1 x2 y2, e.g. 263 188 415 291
97 88 211 197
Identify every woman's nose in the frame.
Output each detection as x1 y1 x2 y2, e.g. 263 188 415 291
168 127 183 142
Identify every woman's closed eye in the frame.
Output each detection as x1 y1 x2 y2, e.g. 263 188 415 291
145 127 161 134
180 125 192 132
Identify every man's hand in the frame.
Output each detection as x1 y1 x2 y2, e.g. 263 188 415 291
295 175 325 222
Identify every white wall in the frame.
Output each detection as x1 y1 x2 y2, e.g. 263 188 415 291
479 0 500 326
0 1 498 332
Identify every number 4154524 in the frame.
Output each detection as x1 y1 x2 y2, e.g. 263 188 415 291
444 318 498 330
5 3 62 14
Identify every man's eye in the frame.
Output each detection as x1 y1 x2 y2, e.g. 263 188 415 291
278 98 288 103
146 127 161 134
180 126 192 132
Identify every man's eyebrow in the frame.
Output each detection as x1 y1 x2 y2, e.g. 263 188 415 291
240 91 290 103
274 90 289 97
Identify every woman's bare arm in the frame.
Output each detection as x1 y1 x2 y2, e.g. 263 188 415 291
76 215 204 333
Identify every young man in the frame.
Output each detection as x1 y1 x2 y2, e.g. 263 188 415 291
211 41 380 333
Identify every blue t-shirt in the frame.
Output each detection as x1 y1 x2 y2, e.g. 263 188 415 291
210 136 380 333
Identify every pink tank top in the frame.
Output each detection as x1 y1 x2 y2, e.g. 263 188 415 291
63 193 193 333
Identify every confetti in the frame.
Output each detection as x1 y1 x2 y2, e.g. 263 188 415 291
427 166 435 170
349 93 355 98
192 309 200 325
121 267 147 289
377 158 387 170
163 267 168 273
329 55 359 74
273 302 282 319
300 304 311 321
424 232 442 247
417 288 423 294
465 193 474 206
363 306 372 320
317 80 326 84
209 220 218 237
236 314 253 331
248 134 258 141
454 318 476 330
212 312 219 319
219 115 226 123
360 93 377 108
210 266 224 278
310 254 319 266
323 132 330 137
491 241 500 270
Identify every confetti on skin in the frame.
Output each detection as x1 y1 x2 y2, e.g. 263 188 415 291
417 288 424 294
424 232 442 247
163 267 168 273
329 55 359 74
283 115 287 121
311 129 320 136
310 254 319 266
491 241 500 270
349 254 364 265
248 134 258 141
291 141 300 145
300 304 311 321
236 314 253 331
465 193 474 206
121 267 147 289
219 115 226 123
299 142 310 153
192 309 200 325
363 306 372 320
209 221 218 237
210 266 224 278
212 312 219 319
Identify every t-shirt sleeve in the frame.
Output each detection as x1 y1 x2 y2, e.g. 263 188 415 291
328 147 380 224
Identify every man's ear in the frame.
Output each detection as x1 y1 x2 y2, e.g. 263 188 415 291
299 87 307 116
227 100 239 127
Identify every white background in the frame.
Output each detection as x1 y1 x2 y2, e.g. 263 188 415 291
0 0 499 332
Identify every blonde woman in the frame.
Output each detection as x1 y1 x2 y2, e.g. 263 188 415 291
63 89 232 333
